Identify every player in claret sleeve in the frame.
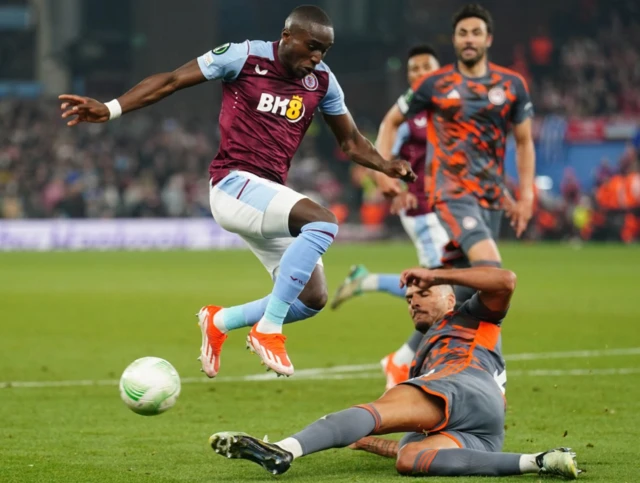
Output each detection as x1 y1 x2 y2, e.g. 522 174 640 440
59 5 415 377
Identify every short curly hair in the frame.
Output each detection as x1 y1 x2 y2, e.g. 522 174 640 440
452 4 494 34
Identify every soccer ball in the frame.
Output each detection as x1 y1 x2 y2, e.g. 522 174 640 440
119 357 181 416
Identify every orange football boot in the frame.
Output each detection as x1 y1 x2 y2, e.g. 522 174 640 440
380 352 410 390
197 305 228 378
246 325 294 377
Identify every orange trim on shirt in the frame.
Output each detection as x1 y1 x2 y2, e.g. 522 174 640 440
411 65 454 92
488 62 530 92
434 201 462 239
475 322 501 350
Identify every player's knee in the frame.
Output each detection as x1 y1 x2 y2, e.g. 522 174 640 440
395 458 413 475
314 206 338 226
298 209 338 231
298 284 328 310
467 238 501 263
296 266 328 311
289 199 338 235
311 289 328 310
395 444 421 475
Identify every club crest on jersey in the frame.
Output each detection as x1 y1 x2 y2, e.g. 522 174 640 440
414 116 427 128
462 216 478 230
212 43 230 55
302 73 318 91
488 86 506 106
257 93 306 123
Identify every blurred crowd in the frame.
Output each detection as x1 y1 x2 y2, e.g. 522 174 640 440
507 145 640 243
512 0 640 116
1 99 217 219
3 0 640 245
2 106 640 242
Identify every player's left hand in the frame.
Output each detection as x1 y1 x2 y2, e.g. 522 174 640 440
383 159 417 183
506 197 534 238
373 170 403 198
390 192 418 215
400 267 436 289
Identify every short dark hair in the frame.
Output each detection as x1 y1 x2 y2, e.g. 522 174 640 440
408 44 439 62
286 5 333 29
452 3 493 34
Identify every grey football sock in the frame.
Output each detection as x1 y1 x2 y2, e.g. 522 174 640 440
413 448 521 476
291 406 378 456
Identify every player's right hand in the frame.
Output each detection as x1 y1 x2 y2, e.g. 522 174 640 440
400 267 436 289
59 95 110 126
390 192 418 215
383 159 416 183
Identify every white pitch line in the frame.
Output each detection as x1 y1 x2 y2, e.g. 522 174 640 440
291 363 380 376
504 347 640 361
219 367 640 382
2 368 640 389
216 372 384 383
508 367 640 377
0 372 385 389
2 347 639 389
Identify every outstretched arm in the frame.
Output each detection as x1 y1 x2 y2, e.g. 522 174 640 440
349 436 399 459
400 267 516 313
508 118 536 237
60 60 207 126
323 112 416 183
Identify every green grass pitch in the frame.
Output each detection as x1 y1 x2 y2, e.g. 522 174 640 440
1 243 639 482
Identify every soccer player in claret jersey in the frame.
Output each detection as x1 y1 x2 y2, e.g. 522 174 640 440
59 5 415 377
377 3 536 305
331 45 450 390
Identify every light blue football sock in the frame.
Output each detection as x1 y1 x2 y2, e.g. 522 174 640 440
217 296 321 332
377 274 406 298
261 221 338 329
216 296 270 332
263 296 290 326
285 298 321 323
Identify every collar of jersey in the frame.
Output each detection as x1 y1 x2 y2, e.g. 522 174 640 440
454 60 491 81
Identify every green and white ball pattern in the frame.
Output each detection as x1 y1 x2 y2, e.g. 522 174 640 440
119 357 181 416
